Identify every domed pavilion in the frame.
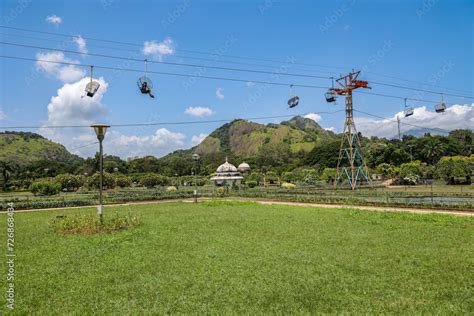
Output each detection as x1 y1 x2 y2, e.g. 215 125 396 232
211 158 244 186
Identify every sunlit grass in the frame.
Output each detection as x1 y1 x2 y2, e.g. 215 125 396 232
0 201 472 314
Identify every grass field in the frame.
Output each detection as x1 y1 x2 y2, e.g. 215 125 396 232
1 201 473 314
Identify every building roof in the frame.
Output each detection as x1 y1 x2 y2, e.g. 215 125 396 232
238 162 250 171
216 157 238 173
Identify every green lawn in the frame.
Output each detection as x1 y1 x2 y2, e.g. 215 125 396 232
1 201 473 314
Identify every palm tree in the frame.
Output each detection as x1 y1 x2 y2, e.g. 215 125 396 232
0 161 17 192
421 138 448 164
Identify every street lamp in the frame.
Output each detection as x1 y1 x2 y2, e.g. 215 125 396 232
192 153 200 203
91 123 110 224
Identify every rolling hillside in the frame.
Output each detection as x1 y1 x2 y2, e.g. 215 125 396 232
164 116 337 162
0 131 82 166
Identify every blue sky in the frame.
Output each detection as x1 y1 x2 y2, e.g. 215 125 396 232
0 0 473 158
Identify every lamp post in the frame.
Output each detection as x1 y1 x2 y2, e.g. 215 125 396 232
91 124 110 224
192 153 200 203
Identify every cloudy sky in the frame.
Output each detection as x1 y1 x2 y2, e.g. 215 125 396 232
0 0 472 158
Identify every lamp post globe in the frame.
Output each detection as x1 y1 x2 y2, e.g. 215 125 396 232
91 124 110 224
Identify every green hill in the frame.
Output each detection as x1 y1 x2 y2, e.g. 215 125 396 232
0 131 82 166
157 116 337 173
194 116 335 158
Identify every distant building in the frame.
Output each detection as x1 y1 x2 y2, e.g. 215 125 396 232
237 162 251 173
211 158 243 186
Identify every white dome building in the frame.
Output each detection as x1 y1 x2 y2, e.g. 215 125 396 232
211 158 243 186
237 162 251 173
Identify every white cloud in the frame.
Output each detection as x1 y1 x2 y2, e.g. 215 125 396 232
216 87 225 100
103 129 186 158
72 35 87 54
191 133 208 146
355 104 474 138
43 76 109 127
36 52 85 83
324 127 336 132
38 77 108 156
246 81 255 87
304 113 322 123
185 106 214 117
45 15 62 25
142 38 175 61
0 111 6 120
36 76 187 158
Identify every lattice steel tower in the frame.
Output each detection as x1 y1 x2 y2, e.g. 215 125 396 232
331 70 371 190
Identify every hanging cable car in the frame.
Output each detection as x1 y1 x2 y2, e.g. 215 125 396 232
435 93 446 113
403 98 414 117
325 78 338 103
84 66 100 98
137 59 155 98
287 84 299 108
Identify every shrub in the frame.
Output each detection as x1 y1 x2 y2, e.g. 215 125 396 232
320 168 337 183
49 211 141 235
281 172 294 183
86 172 116 190
166 186 177 192
140 174 171 188
247 172 263 185
281 182 296 189
216 187 226 196
399 161 423 185
247 181 258 188
55 174 85 192
115 175 132 188
303 169 318 185
30 179 61 196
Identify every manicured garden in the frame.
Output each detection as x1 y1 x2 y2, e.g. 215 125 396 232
1 201 472 314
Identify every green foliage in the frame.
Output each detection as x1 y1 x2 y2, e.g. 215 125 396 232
303 169 318 185
139 173 171 188
246 181 258 188
376 163 399 178
247 172 263 185
281 182 296 189
436 156 472 184
166 186 177 192
281 171 294 183
86 172 116 190
399 161 423 185
115 175 132 188
30 179 62 196
55 174 85 192
320 168 336 183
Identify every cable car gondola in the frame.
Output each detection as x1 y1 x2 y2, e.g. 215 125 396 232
137 59 155 98
84 66 100 98
287 85 299 108
288 96 300 108
435 93 446 113
325 78 337 103
403 98 414 117
325 89 336 103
